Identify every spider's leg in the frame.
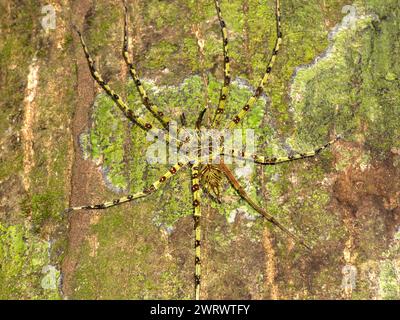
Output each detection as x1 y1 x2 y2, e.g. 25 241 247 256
211 0 231 128
219 162 311 250
122 1 170 130
191 163 202 300
225 0 282 130
75 28 170 141
65 162 186 212
226 135 341 165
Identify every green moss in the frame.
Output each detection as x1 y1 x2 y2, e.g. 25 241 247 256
378 231 400 299
29 191 63 229
0 1 38 178
72 204 187 299
291 0 400 157
0 223 60 299
379 261 400 299
29 90 74 229
146 41 179 70
0 153 23 181
85 1 120 53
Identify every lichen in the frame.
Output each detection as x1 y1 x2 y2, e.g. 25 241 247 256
290 1 400 158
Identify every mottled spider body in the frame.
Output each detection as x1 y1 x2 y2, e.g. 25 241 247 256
68 0 340 300
200 164 225 202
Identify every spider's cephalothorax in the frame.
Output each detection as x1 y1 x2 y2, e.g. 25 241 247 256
199 164 225 203
68 0 341 300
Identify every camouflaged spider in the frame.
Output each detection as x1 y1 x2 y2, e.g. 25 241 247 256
67 0 340 300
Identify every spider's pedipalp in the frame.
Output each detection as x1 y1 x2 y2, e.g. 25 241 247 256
122 1 170 130
211 0 231 128
66 162 187 212
225 0 282 130
180 113 187 127
196 108 208 130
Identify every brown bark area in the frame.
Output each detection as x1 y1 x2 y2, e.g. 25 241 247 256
61 0 104 298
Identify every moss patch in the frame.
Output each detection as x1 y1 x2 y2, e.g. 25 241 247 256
0 222 60 299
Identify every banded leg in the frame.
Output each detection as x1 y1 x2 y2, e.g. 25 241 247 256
225 135 341 165
76 28 180 144
225 0 282 130
211 0 231 128
65 162 186 212
219 162 310 250
123 1 170 130
191 163 202 300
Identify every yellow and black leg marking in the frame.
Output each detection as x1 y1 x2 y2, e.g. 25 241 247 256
122 1 170 130
191 163 202 300
211 0 231 128
225 135 341 165
225 0 282 130
75 27 185 145
219 162 310 250
76 28 156 132
65 162 186 213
